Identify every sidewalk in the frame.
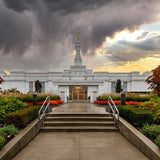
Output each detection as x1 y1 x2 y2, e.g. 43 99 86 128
13 132 148 160
13 103 148 160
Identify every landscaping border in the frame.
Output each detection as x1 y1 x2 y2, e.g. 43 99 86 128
0 118 43 160
118 117 160 160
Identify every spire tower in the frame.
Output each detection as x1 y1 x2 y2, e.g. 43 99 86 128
74 32 82 66
70 32 86 70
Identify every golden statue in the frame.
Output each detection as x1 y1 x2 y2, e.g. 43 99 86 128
77 32 80 40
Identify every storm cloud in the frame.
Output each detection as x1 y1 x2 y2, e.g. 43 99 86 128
0 0 160 71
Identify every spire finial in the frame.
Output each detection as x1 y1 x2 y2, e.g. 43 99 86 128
77 32 80 40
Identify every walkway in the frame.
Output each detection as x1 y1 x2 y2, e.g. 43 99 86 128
13 103 148 160
52 102 106 113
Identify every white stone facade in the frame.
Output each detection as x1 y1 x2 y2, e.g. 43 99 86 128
0 38 151 103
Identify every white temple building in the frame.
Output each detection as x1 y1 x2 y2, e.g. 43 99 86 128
0 34 151 103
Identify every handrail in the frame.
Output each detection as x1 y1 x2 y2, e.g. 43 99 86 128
38 96 51 121
107 96 119 126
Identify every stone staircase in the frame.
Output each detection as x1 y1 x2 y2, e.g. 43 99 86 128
40 113 118 132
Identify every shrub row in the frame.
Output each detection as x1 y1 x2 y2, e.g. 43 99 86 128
99 95 120 101
118 105 155 127
99 95 150 102
17 94 59 102
5 106 40 129
126 96 150 102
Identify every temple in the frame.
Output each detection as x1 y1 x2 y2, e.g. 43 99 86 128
0 33 151 103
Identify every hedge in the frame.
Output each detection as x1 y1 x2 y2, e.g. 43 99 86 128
125 96 150 102
5 106 40 129
16 95 59 102
99 95 150 102
100 95 121 101
118 105 155 127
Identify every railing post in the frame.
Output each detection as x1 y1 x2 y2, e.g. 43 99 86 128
33 94 37 106
121 93 126 105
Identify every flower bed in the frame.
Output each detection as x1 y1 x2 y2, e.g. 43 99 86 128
140 97 160 123
94 100 142 106
24 100 64 106
0 91 60 103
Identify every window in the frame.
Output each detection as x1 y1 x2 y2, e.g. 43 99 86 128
41 82 45 93
111 82 116 92
123 82 127 92
29 82 33 92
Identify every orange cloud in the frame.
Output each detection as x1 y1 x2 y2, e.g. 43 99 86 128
93 57 160 74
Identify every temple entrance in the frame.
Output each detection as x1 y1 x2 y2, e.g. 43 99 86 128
69 86 87 101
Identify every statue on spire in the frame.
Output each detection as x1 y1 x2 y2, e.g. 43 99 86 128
77 32 80 40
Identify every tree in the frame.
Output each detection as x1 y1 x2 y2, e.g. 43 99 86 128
115 79 123 93
0 76 4 84
146 65 160 96
35 80 42 93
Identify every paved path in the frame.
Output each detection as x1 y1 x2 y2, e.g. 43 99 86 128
13 103 148 160
52 102 106 113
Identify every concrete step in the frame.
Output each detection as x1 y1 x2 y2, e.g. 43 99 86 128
45 117 114 121
46 113 112 117
40 126 118 132
44 121 115 127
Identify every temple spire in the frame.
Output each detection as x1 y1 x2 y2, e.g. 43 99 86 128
74 32 82 66
77 32 80 40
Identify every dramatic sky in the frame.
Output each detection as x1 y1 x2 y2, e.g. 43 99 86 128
0 0 160 74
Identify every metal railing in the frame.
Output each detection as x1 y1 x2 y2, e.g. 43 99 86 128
106 96 119 126
38 96 51 126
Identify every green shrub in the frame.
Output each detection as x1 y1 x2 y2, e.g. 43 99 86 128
1 97 27 113
140 124 160 139
37 95 47 102
0 106 7 122
0 124 20 138
99 95 150 102
100 95 120 101
0 136 5 150
17 95 33 102
155 135 160 148
140 97 160 123
17 94 59 102
50 95 59 100
125 96 150 102
5 106 40 129
0 97 27 123
118 105 155 127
